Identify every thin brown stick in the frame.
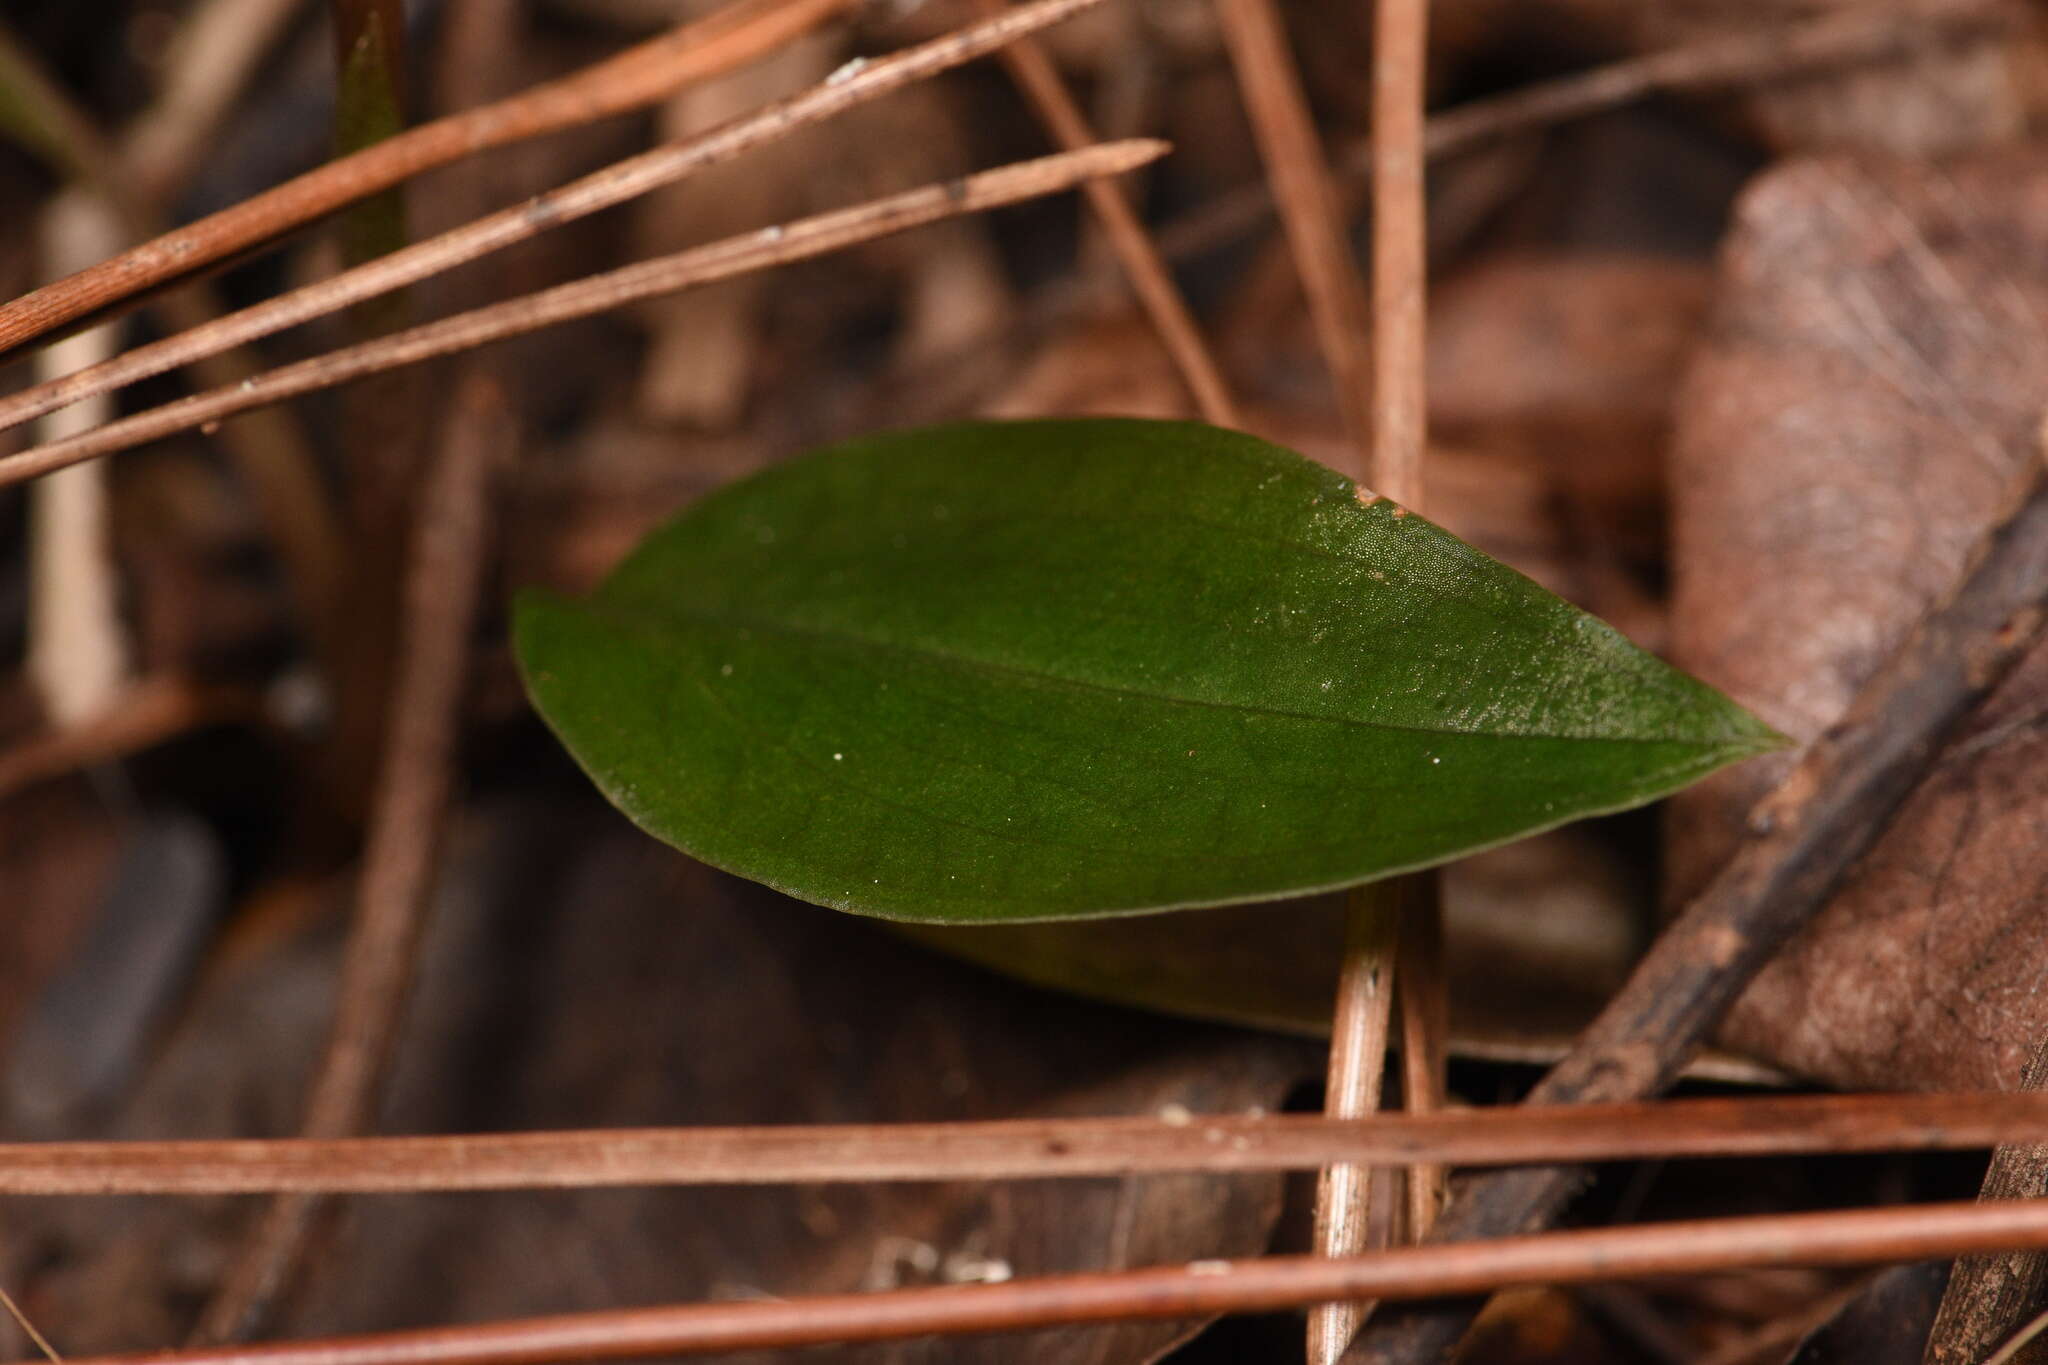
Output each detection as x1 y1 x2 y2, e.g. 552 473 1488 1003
63 1201 2048 1365
1927 1036 2048 1364
1153 0 2015 265
0 1283 60 1363
1210 5 1389 1348
0 0 1103 441
191 376 506 1346
1986 1305 2048 1365
1312 0 1433 1353
978 0 1236 426
1369 0 1426 510
0 141 1168 489
1395 880 1448 1239
0 0 853 358
17 1092 2048 1195
1368 0 1448 1264
1343 454 2048 1364
1213 0 1373 464
1311 895 1399 1363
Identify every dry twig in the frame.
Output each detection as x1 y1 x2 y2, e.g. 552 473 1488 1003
1367 0 1448 1262
1313 898 1399 1361
0 141 1165 489
1302 0 1438 1351
1213 0 1372 462
978 0 1236 426
1986 1306 2048 1365
1394 882 1447 1239
1344 456 2048 1363
1927 1036 2048 1363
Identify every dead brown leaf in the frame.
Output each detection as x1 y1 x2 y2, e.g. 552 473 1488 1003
1668 149 2048 1090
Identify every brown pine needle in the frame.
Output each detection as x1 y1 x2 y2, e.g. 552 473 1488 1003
979 0 1237 426
1394 887 1448 1239
1985 1305 2048 1365
54 1200 2048 1365
1155 0 2014 266
0 1284 61 1363
1209 21 1393 1346
1366 0 1447 1272
1214 0 1373 468
0 0 855 358
1310 896 1399 1363
0 0 1105 442
1213 0 1434 1347
6 1091 2048 1196
1368 0 1426 512
0 0 1087 435
0 140 1167 490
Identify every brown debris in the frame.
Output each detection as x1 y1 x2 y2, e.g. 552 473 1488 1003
1669 150 2048 1091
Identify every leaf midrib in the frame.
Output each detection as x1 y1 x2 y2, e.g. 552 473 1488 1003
593 596 1762 751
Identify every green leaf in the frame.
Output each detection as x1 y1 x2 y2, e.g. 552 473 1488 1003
515 418 1780 924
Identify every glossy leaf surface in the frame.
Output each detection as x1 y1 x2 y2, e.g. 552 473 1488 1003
515 419 1778 923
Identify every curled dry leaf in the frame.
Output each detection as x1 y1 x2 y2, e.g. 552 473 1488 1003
1 798 1310 1365
1668 150 2048 1090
